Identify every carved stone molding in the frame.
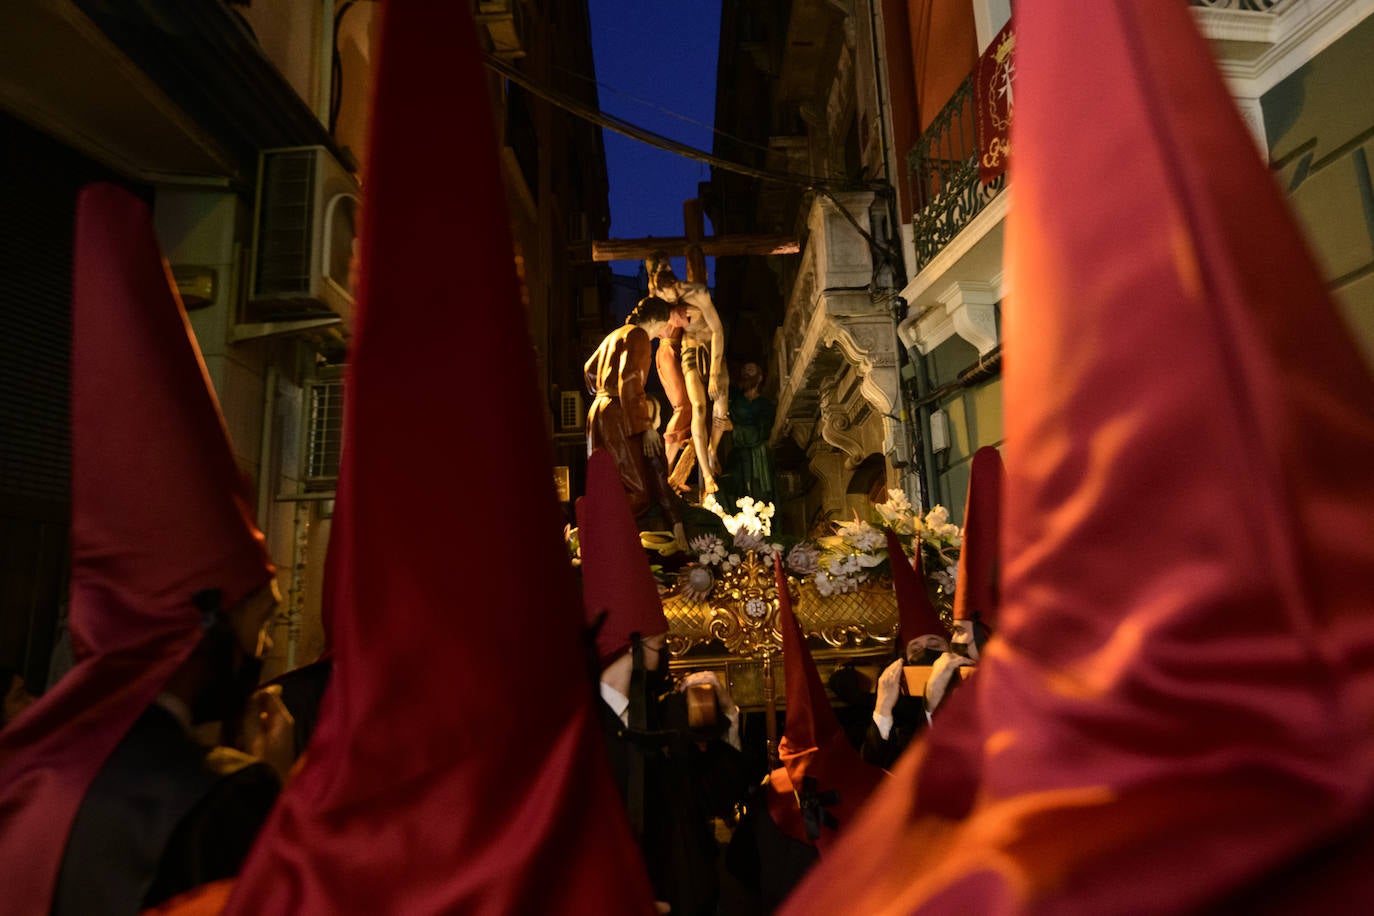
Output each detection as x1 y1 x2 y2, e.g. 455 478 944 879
904 278 1000 356
817 376 868 465
822 313 897 411
809 191 876 291
773 192 909 467
807 444 851 517
821 312 905 463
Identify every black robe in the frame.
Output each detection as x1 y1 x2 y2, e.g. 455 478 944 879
599 692 748 916
52 704 280 915
859 693 930 770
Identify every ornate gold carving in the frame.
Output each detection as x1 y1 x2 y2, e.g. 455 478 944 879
663 555 899 660
663 558 900 712
708 552 782 657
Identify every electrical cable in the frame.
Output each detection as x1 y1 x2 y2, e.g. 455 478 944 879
485 53 867 190
547 61 779 158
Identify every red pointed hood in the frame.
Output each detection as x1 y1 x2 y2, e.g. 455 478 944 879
770 556 884 851
951 445 1002 627
224 3 656 913
781 2 1374 912
886 529 944 649
0 183 274 914
577 449 669 665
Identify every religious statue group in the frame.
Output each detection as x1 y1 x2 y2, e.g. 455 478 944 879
584 251 775 551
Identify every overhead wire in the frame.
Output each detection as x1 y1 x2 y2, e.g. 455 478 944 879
483 55 904 285
546 60 778 159
484 53 864 190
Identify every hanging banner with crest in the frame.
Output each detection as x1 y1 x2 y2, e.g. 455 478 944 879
975 20 1016 184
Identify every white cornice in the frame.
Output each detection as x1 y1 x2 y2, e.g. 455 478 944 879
1198 0 1374 98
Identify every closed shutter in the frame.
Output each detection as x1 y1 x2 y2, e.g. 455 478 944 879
0 111 141 687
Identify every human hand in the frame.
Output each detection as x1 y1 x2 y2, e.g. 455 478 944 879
924 652 974 715
244 685 296 783
678 670 739 717
875 658 903 718
678 670 736 719
680 670 741 749
642 426 664 457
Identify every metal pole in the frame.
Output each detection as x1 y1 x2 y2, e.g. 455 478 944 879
762 649 779 768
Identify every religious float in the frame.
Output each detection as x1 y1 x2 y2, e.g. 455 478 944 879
615 490 963 715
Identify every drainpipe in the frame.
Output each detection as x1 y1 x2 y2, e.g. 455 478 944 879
317 0 336 124
866 0 930 505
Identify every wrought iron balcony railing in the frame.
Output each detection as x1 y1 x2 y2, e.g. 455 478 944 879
905 74 1006 275
1189 0 1280 9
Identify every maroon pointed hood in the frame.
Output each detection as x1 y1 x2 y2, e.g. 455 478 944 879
578 449 670 665
0 183 274 914
886 529 944 649
770 556 885 851
223 3 656 913
780 1 1374 911
952 445 1002 628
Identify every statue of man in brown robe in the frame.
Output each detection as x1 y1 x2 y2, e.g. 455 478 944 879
584 296 685 551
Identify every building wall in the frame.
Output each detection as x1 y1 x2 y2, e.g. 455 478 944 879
906 0 978 133
237 0 329 120
0 113 131 687
1264 11 1374 369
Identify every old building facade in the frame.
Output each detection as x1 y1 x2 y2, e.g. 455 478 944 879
0 0 611 686
711 0 1374 533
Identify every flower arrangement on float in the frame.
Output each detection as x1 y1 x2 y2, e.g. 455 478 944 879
676 489 963 606
564 488 962 608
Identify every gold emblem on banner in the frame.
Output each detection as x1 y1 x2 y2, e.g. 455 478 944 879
983 30 1016 171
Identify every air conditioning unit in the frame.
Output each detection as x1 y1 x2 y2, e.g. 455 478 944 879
248 146 360 330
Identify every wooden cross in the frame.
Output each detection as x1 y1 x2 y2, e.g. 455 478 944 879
589 199 798 271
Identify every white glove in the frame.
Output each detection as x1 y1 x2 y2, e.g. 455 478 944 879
924 652 974 717
678 670 741 749
872 658 903 740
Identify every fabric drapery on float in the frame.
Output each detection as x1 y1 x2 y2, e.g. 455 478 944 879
0 184 275 915
221 2 657 913
780 0 1374 912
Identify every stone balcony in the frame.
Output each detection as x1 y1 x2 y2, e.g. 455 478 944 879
770 191 906 518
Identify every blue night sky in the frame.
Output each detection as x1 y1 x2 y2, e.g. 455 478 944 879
586 0 722 283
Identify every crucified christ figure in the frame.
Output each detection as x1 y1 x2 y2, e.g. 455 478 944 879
645 252 730 497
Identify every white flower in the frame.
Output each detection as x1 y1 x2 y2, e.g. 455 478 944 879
836 519 885 553
683 565 715 601
734 531 767 554
700 494 778 538
689 534 728 566
786 542 820 576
